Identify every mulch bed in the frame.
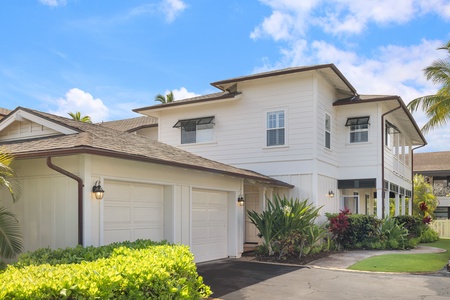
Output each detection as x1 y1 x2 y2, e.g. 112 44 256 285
241 249 342 265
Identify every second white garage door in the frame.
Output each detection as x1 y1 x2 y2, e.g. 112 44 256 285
192 189 228 263
103 180 164 245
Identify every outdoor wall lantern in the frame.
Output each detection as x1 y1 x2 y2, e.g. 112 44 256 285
237 195 245 206
92 180 105 200
328 190 335 198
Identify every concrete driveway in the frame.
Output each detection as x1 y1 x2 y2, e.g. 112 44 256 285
197 259 450 300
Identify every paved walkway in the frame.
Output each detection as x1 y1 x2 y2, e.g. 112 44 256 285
308 246 447 269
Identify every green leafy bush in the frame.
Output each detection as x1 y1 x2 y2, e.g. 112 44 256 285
420 226 439 243
0 244 211 299
379 217 409 249
326 210 380 249
247 195 324 259
393 215 423 238
15 239 167 268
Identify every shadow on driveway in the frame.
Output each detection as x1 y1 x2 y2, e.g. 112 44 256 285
196 259 306 299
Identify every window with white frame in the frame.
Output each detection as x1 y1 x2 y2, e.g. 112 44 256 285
173 116 214 144
325 113 331 149
385 121 400 148
266 110 285 146
346 116 369 143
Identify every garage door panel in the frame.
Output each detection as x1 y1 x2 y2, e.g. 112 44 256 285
192 189 228 263
103 181 164 245
104 206 131 223
133 206 163 223
104 229 132 244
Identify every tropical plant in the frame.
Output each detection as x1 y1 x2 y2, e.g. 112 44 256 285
407 40 450 132
68 111 92 123
412 174 437 222
0 149 22 259
154 91 174 104
247 194 323 258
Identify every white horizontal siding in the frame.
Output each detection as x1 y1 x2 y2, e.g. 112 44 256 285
158 72 317 176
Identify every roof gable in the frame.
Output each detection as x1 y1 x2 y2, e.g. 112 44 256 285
0 108 78 142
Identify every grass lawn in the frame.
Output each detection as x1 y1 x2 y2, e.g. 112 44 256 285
348 239 450 273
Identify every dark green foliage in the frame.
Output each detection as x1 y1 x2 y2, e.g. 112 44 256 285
326 213 426 250
394 215 423 238
326 210 380 249
15 239 168 268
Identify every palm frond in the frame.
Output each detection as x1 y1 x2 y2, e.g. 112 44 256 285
0 206 23 259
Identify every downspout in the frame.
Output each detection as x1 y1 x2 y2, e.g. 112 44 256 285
411 144 427 215
381 105 402 218
46 157 84 245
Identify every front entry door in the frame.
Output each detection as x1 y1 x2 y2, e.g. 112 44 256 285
245 193 261 243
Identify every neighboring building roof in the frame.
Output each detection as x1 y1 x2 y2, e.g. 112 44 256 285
0 107 293 188
0 107 11 118
333 94 427 146
414 151 450 175
134 63 355 114
99 116 158 132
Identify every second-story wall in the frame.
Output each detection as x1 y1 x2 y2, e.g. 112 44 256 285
157 71 331 177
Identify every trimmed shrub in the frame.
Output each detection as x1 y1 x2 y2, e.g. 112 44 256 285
393 215 423 238
15 239 167 268
420 226 439 243
0 240 212 299
0 244 211 299
326 210 380 249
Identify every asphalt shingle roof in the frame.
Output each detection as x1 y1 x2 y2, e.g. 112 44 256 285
99 116 158 132
414 151 450 173
1 107 292 188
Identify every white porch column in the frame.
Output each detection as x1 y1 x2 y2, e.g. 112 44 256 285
408 195 413 216
401 194 405 215
384 190 390 218
395 193 400 216
376 188 383 218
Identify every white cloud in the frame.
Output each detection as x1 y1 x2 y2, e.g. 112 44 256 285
160 87 199 101
50 88 109 123
38 0 66 7
252 0 450 39
159 0 187 23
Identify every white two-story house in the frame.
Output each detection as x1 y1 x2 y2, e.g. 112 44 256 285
129 64 426 244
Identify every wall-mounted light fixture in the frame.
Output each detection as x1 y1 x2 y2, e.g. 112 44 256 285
92 180 105 200
237 195 245 206
328 190 335 198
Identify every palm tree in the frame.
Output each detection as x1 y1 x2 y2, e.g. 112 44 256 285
0 149 22 259
154 91 174 104
407 40 450 132
68 112 92 123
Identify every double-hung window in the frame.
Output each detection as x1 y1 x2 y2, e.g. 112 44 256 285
325 113 331 149
173 116 214 144
266 110 285 146
346 116 369 143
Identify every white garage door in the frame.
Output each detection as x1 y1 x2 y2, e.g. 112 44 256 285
103 180 164 245
192 189 228 263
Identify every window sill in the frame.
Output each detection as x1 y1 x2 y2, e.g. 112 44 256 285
263 145 289 150
346 141 371 146
179 141 217 146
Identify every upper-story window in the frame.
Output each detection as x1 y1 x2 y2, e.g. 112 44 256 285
346 116 369 143
267 110 285 146
385 121 400 148
325 113 331 149
173 116 214 144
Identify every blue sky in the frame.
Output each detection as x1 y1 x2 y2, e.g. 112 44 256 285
1 0 450 152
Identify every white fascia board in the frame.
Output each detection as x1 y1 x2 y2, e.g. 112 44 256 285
0 109 78 135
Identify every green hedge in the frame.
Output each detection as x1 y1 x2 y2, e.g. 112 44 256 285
0 245 212 299
15 239 167 267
